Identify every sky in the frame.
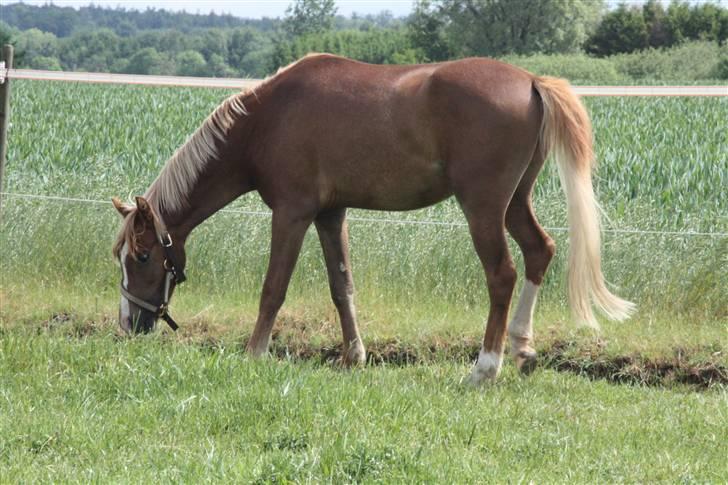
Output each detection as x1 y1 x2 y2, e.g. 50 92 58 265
12 1 416 18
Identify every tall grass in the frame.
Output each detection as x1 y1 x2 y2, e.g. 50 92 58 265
1 80 726 335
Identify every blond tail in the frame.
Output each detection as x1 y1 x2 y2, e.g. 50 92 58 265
533 76 635 328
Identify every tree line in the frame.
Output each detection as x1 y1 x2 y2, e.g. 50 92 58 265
1 0 726 79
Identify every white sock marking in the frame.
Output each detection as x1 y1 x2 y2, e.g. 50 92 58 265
509 281 539 346
469 349 502 384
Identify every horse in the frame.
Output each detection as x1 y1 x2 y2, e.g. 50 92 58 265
112 53 634 384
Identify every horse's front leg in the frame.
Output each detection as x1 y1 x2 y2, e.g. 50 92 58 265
246 209 313 357
315 209 366 366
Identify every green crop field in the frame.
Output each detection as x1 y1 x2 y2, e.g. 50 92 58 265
0 80 726 481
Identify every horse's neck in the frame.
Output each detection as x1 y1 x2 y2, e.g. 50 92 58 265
156 170 251 242
148 136 254 242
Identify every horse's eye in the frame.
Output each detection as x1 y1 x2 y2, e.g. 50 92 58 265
137 252 150 263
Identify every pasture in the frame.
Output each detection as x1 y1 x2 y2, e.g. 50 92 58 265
0 80 726 481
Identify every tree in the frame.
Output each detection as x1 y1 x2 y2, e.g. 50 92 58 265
124 47 171 75
28 55 62 70
268 28 422 71
283 0 337 37
0 21 16 47
643 0 670 48
407 0 454 61
61 28 120 71
15 28 59 60
586 4 648 56
206 53 236 77
227 27 271 76
197 28 228 61
437 0 604 57
175 50 207 76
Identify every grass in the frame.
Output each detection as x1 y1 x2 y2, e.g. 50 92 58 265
0 331 726 483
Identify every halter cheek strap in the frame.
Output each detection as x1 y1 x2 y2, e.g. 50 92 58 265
120 230 186 331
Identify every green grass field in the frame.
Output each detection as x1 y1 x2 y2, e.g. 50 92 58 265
0 80 726 481
1 329 727 483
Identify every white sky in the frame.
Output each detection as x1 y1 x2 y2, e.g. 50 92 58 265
10 1 416 18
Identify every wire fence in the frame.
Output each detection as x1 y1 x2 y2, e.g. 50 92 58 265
2 192 726 238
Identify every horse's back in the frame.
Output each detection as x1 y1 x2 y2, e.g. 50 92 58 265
253 54 542 211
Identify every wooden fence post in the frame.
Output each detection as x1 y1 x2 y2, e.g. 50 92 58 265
0 44 14 216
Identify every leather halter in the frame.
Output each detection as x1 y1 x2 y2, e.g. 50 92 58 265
120 228 186 332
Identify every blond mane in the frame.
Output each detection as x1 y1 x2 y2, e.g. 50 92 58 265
143 93 248 215
143 54 326 217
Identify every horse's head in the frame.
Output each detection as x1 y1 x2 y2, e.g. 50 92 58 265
112 196 186 334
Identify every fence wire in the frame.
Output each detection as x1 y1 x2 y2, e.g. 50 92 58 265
2 192 726 238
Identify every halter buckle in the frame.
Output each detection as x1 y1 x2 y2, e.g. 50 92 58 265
160 232 173 248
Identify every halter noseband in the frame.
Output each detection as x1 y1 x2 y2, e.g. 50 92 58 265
120 229 186 332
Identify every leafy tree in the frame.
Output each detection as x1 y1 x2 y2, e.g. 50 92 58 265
206 53 236 77
436 0 604 57
681 3 724 42
124 47 171 75
269 27 422 71
407 0 454 61
227 27 272 76
1 3 279 37
61 28 120 71
283 0 337 37
196 29 228 61
27 55 62 70
588 1 728 56
15 28 59 60
643 0 670 48
175 50 207 76
586 4 648 56
0 21 15 47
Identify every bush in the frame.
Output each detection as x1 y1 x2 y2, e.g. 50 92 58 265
501 53 625 84
711 44 728 80
27 55 62 70
611 40 722 81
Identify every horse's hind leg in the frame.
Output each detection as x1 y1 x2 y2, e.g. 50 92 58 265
246 209 314 357
505 150 555 374
315 209 366 365
453 171 519 384
462 207 517 384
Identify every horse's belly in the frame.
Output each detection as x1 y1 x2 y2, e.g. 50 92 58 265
330 156 452 211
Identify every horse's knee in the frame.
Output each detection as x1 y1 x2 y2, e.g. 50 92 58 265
330 287 354 309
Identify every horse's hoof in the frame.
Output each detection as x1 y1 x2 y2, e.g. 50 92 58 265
515 351 538 375
342 345 366 367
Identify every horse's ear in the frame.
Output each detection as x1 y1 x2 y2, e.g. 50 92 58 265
112 197 134 217
135 196 155 224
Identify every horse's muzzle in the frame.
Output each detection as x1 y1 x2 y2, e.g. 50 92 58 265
120 309 157 334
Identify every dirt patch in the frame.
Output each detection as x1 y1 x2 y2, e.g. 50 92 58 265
543 340 727 388
266 335 726 390
25 314 727 390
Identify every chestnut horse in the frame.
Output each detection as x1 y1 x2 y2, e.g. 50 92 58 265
113 54 634 384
